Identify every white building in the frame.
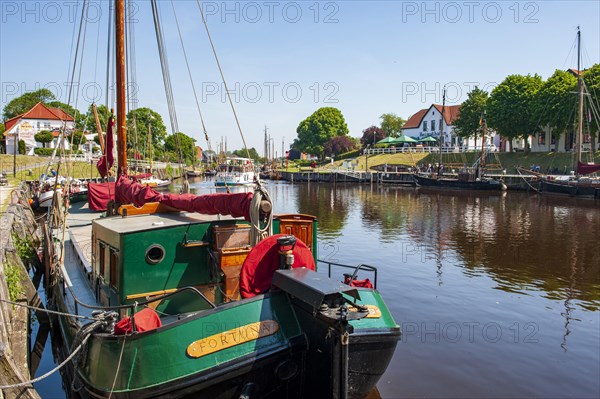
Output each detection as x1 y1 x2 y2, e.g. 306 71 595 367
3 102 74 155
402 104 499 151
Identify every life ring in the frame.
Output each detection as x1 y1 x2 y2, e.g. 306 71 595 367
239 234 315 298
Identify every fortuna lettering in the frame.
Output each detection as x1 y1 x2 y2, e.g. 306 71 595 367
186 320 280 358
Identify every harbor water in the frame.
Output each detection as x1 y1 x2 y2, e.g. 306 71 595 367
33 180 599 398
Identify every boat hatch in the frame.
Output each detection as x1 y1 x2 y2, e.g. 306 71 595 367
272 268 367 320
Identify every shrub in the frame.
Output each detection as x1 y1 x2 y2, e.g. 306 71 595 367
34 147 55 156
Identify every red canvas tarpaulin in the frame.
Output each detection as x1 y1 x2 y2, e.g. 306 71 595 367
577 161 600 175
88 182 116 211
115 177 254 220
97 116 114 178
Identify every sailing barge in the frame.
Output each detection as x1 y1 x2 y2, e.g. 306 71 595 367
49 200 399 398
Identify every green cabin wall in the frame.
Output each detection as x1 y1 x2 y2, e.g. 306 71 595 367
93 217 319 308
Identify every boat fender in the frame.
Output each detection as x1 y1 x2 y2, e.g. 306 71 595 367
114 307 162 335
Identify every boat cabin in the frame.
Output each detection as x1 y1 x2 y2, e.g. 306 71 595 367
91 212 317 315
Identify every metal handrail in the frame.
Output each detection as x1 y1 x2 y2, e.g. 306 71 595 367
59 266 215 332
318 259 378 289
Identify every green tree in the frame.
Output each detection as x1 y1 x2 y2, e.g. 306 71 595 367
34 130 54 148
84 104 111 133
534 70 577 144
488 74 544 152
126 108 168 160
232 147 262 162
583 64 600 150
294 107 349 158
2 89 56 119
379 113 406 137
453 87 489 143
18 140 26 155
165 132 197 165
70 130 86 150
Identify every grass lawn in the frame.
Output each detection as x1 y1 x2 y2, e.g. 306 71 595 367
0 154 101 185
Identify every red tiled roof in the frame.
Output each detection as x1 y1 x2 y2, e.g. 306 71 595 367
433 104 461 125
48 107 74 121
4 114 23 134
3 102 74 136
402 109 428 129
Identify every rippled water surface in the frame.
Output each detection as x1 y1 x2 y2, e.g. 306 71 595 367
35 179 600 398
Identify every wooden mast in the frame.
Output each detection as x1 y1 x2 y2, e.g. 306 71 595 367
116 0 127 176
439 88 445 177
576 27 583 167
479 110 487 179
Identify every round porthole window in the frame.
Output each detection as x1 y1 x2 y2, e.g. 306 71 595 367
145 244 165 265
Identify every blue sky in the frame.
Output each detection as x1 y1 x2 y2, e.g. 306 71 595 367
1 1 599 153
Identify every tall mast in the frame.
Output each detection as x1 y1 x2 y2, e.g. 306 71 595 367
576 27 583 166
480 110 487 178
439 88 445 165
116 0 127 175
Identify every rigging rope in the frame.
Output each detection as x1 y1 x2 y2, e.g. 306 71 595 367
196 0 252 163
150 0 186 183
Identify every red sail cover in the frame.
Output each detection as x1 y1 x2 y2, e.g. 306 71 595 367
96 116 115 178
577 161 600 175
115 177 254 221
88 182 116 211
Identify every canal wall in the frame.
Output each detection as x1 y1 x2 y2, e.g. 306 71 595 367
280 171 538 191
0 185 42 399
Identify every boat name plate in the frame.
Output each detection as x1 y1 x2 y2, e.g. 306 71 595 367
186 320 279 358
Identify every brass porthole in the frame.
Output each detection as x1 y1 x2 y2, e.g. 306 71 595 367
145 244 165 265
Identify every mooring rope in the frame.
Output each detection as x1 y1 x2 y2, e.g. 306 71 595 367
249 181 273 246
0 334 91 390
0 298 97 321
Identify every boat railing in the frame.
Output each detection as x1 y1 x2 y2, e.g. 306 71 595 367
61 278 215 332
318 260 378 289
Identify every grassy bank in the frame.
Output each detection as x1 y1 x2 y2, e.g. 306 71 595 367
323 151 600 175
0 154 101 185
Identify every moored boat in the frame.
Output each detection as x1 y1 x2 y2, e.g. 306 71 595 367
215 157 255 187
44 1 399 397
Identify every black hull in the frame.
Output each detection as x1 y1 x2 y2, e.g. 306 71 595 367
541 180 600 198
414 175 504 191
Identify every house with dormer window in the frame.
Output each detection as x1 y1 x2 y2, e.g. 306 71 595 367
3 102 74 155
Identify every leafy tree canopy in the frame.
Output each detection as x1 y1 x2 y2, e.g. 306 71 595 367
294 107 349 158
533 70 577 136
126 107 168 160
34 131 54 147
583 64 600 135
379 113 406 137
488 74 544 145
453 87 489 138
324 136 358 157
165 132 197 165
360 126 386 147
3 89 56 120
232 147 262 162
84 104 111 134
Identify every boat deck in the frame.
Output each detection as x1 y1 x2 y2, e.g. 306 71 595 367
54 202 102 318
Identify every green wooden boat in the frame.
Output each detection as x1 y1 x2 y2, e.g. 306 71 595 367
45 1 399 397
48 209 399 398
